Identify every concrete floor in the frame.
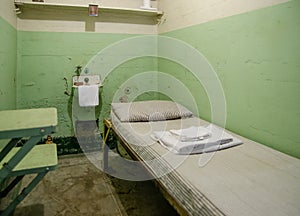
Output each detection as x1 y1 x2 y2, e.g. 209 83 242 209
14 153 126 216
13 153 179 216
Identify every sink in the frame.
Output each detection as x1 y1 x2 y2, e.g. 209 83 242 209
72 75 101 87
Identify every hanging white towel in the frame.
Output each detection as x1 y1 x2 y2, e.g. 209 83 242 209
78 85 99 107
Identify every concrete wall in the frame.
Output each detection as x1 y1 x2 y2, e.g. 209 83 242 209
17 31 158 135
1 0 299 158
16 0 159 136
158 0 290 33
158 0 300 158
16 0 158 34
0 0 17 110
0 0 17 28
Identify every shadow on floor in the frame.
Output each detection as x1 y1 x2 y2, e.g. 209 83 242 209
14 204 44 216
109 176 179 216
13 153 179 216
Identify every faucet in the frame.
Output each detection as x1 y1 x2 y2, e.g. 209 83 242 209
75 65 82 76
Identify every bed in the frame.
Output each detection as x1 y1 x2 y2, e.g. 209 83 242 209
104 100 300 216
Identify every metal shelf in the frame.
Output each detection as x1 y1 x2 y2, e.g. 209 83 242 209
14 1 163 18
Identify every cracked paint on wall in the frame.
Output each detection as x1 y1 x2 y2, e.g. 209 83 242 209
1 0 299 159
160 1 300 158
16 31 158 136
0 17 17 110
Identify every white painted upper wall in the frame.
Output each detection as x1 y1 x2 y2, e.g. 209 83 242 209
4 0 287 35
0 0 17 28
17 19 158 34
158 0 290 33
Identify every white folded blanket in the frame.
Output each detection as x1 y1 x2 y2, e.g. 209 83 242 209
170 126 211 141
151 125 243 155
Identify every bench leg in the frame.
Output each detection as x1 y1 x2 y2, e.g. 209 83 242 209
0 136 42 183
0 176 24 198
0 138 21 162
0 171 48 216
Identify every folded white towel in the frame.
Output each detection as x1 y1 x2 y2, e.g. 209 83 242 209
151 125 242 155
78 85 99 107
170 126 211 141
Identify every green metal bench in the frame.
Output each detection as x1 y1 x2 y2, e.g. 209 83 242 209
0 108 58 216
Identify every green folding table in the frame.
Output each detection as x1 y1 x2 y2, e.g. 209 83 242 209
0 108 58 216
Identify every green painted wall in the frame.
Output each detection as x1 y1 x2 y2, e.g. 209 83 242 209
17 32 158 136
157 59 212 120
160 1 300 158
0 17 17 110
13 1 300 158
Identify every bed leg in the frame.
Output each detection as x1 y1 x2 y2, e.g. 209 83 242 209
103 143 109 171
102 119 112 171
